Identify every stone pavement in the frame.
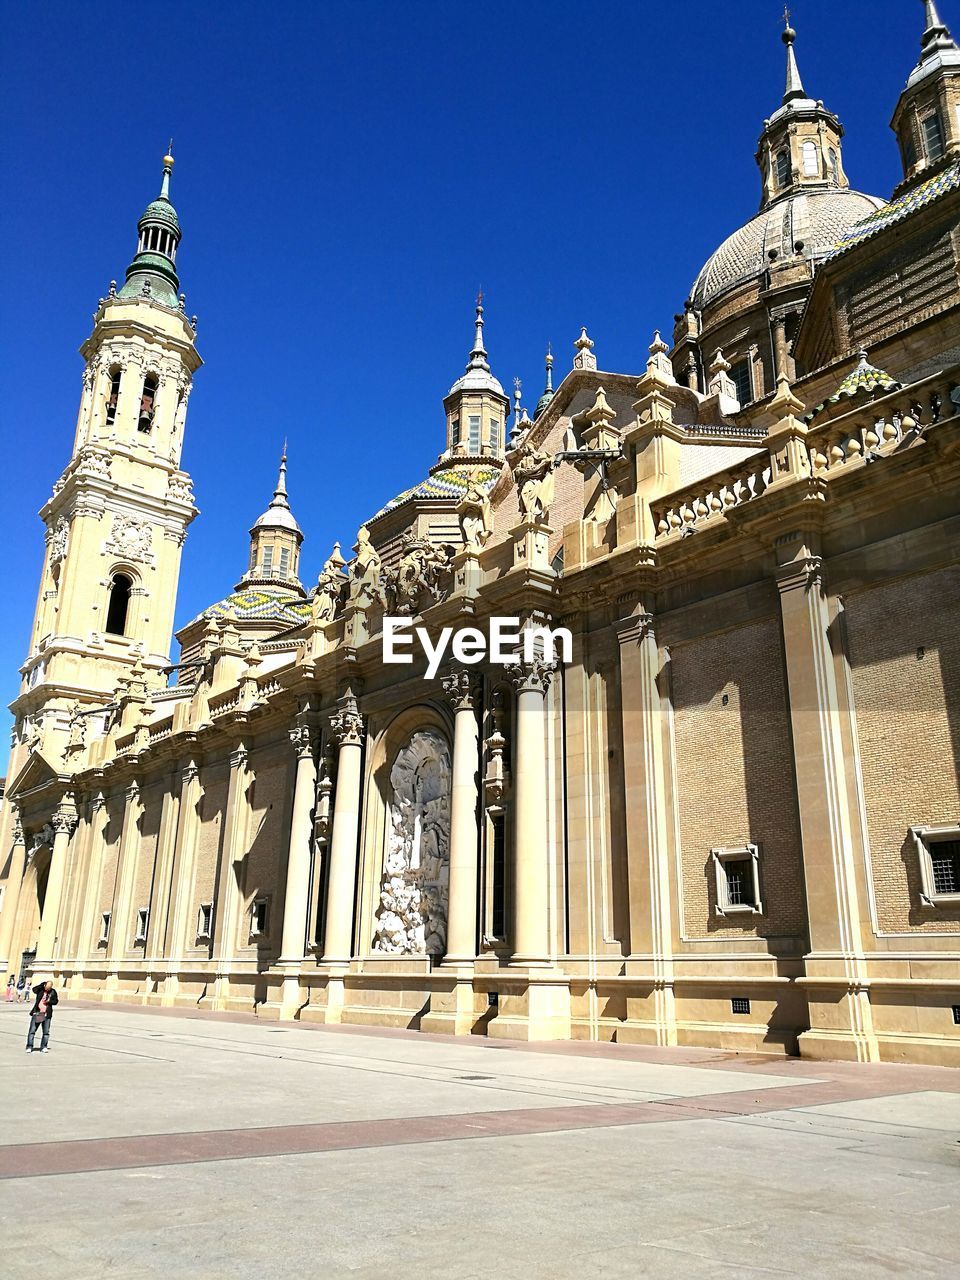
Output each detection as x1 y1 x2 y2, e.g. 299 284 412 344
0 1002 958 1279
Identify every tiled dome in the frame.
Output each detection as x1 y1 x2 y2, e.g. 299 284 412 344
371 463 500 522
691 189 885 311
190 587 311 630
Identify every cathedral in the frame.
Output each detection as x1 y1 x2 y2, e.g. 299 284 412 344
2 7 959 1064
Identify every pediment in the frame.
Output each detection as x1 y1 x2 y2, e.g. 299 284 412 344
6 749 67 803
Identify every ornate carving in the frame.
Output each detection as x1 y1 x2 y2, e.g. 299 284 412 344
49 516 69 565
373 730 451 956
105 514 154 564
329 701 363 748
312 544 347 622
457 478 492 552
512 441 556 524
505 654 556 695
12 818 24 845
167 475 194 503
348 526 382 608
288 725 315 760
381 535 455 615
441 667 477 712
51 812 78 837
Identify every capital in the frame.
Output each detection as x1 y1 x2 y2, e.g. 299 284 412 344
288 725 316 759
329 701 363 748
51 811 78 836
505 654 555 696
441 667 478 712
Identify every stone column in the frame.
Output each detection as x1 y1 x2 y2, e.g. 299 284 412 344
772 315 788 382
0 818 27 975
106 781 142 973
441 669 480 963
774 531 878 1062
278 725 318 1017
508 656 554 965
162 759 203 1006
614 604 677 1046
211 741 252 1010
422 671 481 1036
35 810 78 972
320 700 364 1022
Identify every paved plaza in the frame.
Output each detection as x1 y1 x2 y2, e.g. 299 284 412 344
0 1002 958 1278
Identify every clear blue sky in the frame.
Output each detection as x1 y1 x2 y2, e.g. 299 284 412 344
0 0 928 713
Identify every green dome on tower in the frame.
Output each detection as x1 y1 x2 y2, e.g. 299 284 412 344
118 149 183 308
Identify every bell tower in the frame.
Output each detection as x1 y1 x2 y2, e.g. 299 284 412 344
12 149 201 762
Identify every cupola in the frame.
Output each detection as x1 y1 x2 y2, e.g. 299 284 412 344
118 148 183 308
441 294 511 460
891 1 960 189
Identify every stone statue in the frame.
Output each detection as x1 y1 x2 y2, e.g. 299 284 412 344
373 730 451 955
348 525 381 608
312 543 347 622
513 441 556 524
382 536 455 615
457 477 492 552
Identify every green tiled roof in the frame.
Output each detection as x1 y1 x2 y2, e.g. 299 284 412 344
806 352 900 422
371 463 500 521
832 161 960 256
193 587 311 630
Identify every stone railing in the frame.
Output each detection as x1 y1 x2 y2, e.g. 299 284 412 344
652 450 770 539
208 689 240 718
147 716 174 744
805 372 957 476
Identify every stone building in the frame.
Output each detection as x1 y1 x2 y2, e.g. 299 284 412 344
1 9 959 1063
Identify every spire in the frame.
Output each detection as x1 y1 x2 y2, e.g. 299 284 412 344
468 289 490 370
253 446 302 535
921 0 956 56
535 344 556 418
118 148 183 308
782 11 805 104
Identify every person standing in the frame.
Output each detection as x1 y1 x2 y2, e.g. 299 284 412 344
5 976 15 1002
25 980 58 1053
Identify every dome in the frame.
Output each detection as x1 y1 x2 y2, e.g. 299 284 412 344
138 196 180 235
691 189 886 312
191 587 311 631
447 367 506 398
252 504 302 535
370 462 500 522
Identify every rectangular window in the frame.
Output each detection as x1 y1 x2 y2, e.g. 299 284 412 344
953 1005 960 1026
251 898 269 938
729 359 752 407
488 417 499 453
135 908 149 943
451 417 460 448
468 415 481 453
197 903 213 939
923 112 945 162
731 997 751 1015
99 912 111 945
911 827 960 906
261 545 274 574
279 547 290 576
712 844 762 916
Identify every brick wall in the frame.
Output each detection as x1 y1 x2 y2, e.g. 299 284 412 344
671 617 807 941
844 565 960 933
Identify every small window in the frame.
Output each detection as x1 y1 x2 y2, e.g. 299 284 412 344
802 140 819 177
468 415 481 453
251 898 269 938
775 149 790 189
922 112 945 162
731 997 751 1015
729 359 752 407
105 367 121 425
911 826 960 905
278 547 291 577
261 545 274 574
135 908 149 943
712 844 762 916
451 417 460 448
139 374 158 432
99 912 111 945
197 903 213 939
489 417 500 453
828 148 839 184
105 573 132 636
901 132 917 172
952 1005 960 1026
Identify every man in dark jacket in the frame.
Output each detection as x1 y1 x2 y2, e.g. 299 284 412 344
25 980 59 1053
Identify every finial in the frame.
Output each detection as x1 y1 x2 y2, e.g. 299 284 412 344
513 377 523 414
160 143 174 200
274 447 289 503
573 326 597 371
782 9 806 104
921 0 956 56
649 329 669 357
467 289 489 369
544 344 554 392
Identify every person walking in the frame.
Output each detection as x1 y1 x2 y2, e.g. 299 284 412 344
16 976 27 1002
5 976 15 1002
25 980 58 1053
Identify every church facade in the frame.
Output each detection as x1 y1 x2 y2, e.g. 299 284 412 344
2 9 960 1064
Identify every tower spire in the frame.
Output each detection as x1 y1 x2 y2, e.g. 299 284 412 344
535 344 556 418
468 289 489 369
782 11 805 104
118 147 183 307
921 0 956 55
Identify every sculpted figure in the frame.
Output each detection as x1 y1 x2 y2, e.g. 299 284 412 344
513 441 556 524
457 477 492 552
348 525 381 607
313 543 347 622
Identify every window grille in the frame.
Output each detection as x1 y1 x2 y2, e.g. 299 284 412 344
731 998 751 1015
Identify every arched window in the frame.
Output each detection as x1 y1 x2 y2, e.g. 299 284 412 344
139 374 158 432
775 150 790 189
105 367 121 426
802 141 819 177
106 573 132 636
